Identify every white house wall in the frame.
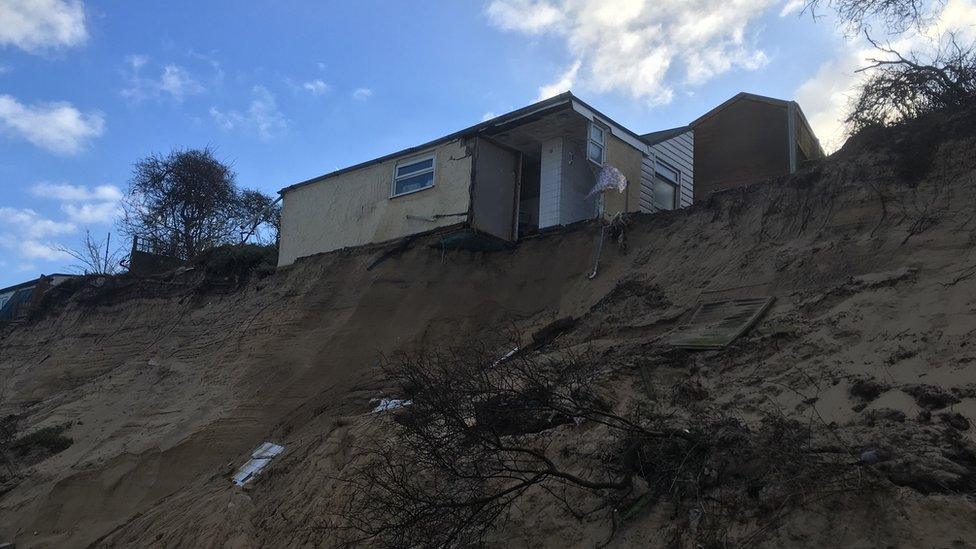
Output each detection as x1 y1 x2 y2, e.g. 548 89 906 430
539 137 564 228
539 136 598 229
640 130 694 213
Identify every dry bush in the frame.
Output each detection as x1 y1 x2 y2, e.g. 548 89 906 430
325 339 866 548
56 231 126 275
849 35 976 133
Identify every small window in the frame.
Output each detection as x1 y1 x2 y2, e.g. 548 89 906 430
654 160 680 210
392 155 435 197
587 122 606 165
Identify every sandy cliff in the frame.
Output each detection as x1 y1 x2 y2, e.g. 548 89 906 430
3 107 976 547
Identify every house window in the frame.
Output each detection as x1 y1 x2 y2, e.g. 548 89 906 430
653 160 680 210
587 122 606 165
392 155 436 197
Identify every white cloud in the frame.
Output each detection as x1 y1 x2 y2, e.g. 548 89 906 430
537 59 580 100
159 64 204 99
30 182 122 202
0 64 10 74
210 85 287 139
481 111 497 121
302 79 331 95
793 0 976 152
0 183 123 269
61 201 120 224
486 0 564 33
121 56 205 102
0 94 104 154
0 0 87 54
30 182 123 224
780 0 805 17
0 207 76 239
487 0 775 105
352 87 373 101
19 239 68 260
794 47 865 152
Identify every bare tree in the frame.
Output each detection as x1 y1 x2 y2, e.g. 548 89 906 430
119 147 277 260
848 33 976 131
326 339 858 548
236 189 282 245
801 0 941 34
56 231 125 275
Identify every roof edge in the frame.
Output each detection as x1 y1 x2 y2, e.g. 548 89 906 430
0 273 75 295
279 91 652 196
279 92 576 195
690 92 823 155
641 125 693 145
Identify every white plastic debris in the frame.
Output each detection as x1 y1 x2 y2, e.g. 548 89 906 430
232 442 284 486
857 449 879 465
586 165 628 199
490 347 519 368
371 398 413 413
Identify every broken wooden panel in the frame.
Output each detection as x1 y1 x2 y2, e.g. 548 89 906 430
667 297 774 349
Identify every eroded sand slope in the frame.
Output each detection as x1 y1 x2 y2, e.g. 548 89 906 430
3 109 976 547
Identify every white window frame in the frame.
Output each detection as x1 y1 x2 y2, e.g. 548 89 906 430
587 121 607 166
654 159 681 210
391 153 436 198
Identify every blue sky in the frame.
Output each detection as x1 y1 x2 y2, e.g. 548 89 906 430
1 0 970 288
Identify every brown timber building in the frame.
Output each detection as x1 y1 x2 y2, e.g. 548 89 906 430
690 92 824 202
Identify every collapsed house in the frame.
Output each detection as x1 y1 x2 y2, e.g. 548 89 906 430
0 274 76 322
276 91 821 266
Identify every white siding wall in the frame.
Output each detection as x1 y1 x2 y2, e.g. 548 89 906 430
539 137 563 228
640 130 694 213
539 136 599 229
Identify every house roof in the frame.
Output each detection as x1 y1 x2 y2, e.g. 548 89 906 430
641 125 692 145
690 92 820 145
0 273 74 295
279 91 650 195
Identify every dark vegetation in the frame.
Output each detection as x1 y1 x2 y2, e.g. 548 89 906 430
120 147 280 261
327 340 863 547
194 243 278 287
849 35 976 132
800 0 976 140
1 420 73 496
10 425 73 458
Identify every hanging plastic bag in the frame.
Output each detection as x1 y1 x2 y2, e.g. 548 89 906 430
586 165 627 199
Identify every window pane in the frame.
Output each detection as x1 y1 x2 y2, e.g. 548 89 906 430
589 123 605 144
394 171 434 195
396 158 434 177
587 141 603 164
655 162 679 184
653 178 677 210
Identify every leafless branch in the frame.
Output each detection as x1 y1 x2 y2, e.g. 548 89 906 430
55 231 125 275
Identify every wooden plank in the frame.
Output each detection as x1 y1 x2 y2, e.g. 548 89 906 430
667 297 774 349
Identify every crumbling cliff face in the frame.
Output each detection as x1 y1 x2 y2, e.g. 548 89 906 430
3 107 976 548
